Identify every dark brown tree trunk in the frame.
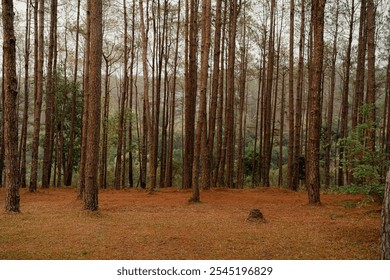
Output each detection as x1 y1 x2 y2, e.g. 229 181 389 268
0 54 4 187
225 0 238 188
78 0 91 199
287 0 295 191
292 0 305 191
208 0 222 189
19 0 31 188
2 0 20 212
83 0 103 211
365 0 375 151
29 0 44 192
165 0 181 189
278 70 287 187
114 0 130 190
99 54 111 189
65 0 81 187
190 0 211 202
263 0 275 188
306 0 326 204
352 0 367 129
213 3 227 188
338 0 354 187
237 7 248 189
183 0 198 189
42 0 57 188
381 169 390 259
324 0 339 187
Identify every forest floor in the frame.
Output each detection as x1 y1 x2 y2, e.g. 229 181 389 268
0 186 382 260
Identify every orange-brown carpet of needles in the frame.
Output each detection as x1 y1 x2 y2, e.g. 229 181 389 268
0 187 381 259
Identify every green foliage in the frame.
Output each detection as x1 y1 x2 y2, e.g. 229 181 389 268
53 70 83 172
338 104 389 199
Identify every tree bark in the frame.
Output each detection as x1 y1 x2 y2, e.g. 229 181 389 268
2 0 20 212
83 0 103 211
324 0 339 187
78 0 91 199
287 0 295 191
42 0 57 188
381 169 390 259
29 0 44 192
19 0 31 188
306 0 326 204
183 0 198 189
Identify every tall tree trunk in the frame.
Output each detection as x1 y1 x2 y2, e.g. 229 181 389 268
84 0 103 211
292 0 305 191
65 0 81 187
338 0 355 187
278 71 287 187
225 0 238 188
287 0 295 191
2 0 20 212
183 0 198 189
352 0 367 129
29 0 44 192
324 0 339 187
42 0 57 188
208 0 222 188
19 0 31 188
114 0 130 190
365 0 375 151
213 3 227 188
263 0 275 187
165 0 181 189
78 0 91 199
190 0 211 202
306 0 326 204
237 7 248 189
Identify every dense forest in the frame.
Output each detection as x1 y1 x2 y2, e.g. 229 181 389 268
0 0 389 201
1 0 390 257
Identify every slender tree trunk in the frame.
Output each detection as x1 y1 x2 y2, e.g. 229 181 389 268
287 0 295 191
2 0 20 212
213 3 227 188
324 0 339 187
366 0 375 151
114 0 130 190
42 0 57 188
19 0 31 188
65 0 81 187
84 0 103 211
208 0 222 189
225 0 238 188
183 0 198 189
278 71 287 187
292 0 305 191
352 0 367 129
29 0 44 192
190 0 211 201
78 0 91 199
306 0 326 204
237 8 248 189
263 0 275 187
165 0 181 189
338 0 354 187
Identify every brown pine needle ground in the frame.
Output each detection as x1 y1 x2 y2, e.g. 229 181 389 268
0 187 381 259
